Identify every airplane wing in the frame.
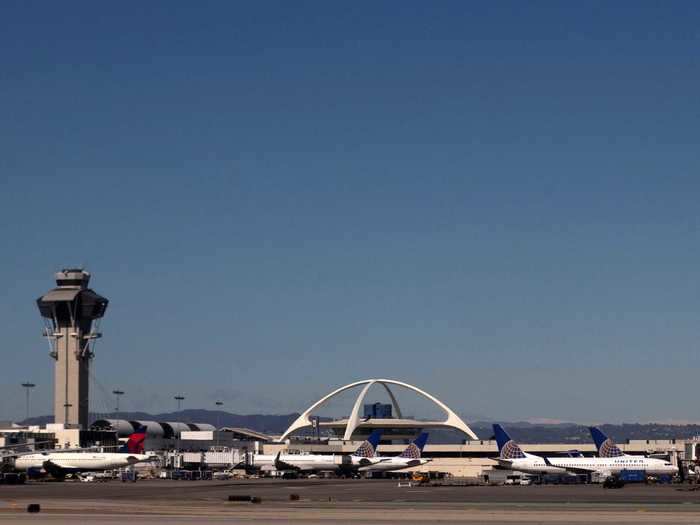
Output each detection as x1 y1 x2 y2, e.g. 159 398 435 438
42 460 69 479
402 458 431 468
542 456 598 475
387 462 422 471
232 460 257 475
491 458 514 470
559 465 598 474
273 452 301 472
355 459 394 472
356 457 391 467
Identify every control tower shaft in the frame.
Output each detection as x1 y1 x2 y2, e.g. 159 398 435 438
37 269 108 428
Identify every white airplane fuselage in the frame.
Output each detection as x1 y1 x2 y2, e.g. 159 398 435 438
359 457 431 472
501 452 677 477
14 452 151 473
250 453 383 472
251 453 337 471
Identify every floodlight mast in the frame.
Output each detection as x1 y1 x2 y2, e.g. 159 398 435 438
112 390 125 413
21 382 36 421
215 401 223 446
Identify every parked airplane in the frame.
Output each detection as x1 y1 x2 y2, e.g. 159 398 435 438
492 424 677 478
358 432 431 472
13 426 153 479
588 426 677 476
492 424 567 476
244 430 385 472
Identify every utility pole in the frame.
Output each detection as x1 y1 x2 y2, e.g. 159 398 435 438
21 382 35 421
215 401 223 448
112 390 124 414
312 416 321 443
174 395 185 412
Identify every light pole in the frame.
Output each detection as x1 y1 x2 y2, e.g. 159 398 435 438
21 382 35 421
112 390 124 414
174 395 185 412
215 401 224 428
215 401 223 448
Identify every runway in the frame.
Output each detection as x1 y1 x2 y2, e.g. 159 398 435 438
2 479 700 524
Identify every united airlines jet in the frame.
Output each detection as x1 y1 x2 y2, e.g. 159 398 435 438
492 424 677 478
587 426 677 476
358 432 431 472
246 430 386 472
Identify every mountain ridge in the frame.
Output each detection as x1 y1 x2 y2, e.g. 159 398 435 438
16 411 700 443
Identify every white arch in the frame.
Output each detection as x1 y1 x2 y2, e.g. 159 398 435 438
379 382 403 419
279 378 478 441
345 381 375 441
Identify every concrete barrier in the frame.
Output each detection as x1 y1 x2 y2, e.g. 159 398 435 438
227 495 262 503
228 495 252 502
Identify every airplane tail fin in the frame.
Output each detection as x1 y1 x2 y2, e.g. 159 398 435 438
493 424 526 459
399 433 429 459
120 426 147 454
589 427 623 458
352 430 382 458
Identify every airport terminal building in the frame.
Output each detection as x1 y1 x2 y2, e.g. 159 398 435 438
255 379 692 477
3 378 698 478
3 271 696 480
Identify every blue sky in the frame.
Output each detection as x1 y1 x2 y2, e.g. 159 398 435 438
1 1 699 424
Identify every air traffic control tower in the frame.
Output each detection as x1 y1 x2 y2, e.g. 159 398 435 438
37 269 109 428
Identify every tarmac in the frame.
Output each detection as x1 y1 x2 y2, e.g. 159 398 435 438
2 479 700 524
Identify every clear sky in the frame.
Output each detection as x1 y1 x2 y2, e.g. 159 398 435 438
1 1 699 424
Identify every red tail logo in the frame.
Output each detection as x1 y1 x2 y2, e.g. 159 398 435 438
126 426 147 454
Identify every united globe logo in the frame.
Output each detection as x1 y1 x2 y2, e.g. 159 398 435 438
354 441 375 458
501 440 526 459
399 444 421 459
599 438 623 458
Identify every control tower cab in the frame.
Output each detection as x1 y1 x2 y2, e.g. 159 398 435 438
37 269 109 428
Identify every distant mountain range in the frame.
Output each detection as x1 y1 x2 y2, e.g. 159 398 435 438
18 411 700 443
469 422 700 443
20 410 300 435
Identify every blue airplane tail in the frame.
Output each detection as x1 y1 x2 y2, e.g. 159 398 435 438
493 424 525 459
589 427 623 458
493 424 511 453
366 429 382 449
399 433 429 459
352 429 382 458
589 427 607 450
